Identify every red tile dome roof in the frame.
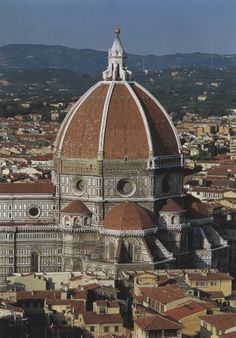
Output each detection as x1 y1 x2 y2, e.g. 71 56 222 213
61 200 90 214
160 199 186 213
54 81 180 160
103 202 154 231
54 29 181 162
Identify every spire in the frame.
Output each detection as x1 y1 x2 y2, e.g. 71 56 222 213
103 27 132 81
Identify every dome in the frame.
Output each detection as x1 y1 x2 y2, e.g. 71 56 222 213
61 200 90 214
160 199 186 213
54 29 181 162
103 202 154 231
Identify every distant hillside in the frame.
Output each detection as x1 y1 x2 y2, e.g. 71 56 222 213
0 44 236 74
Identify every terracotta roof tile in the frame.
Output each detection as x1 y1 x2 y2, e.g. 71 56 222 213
135 313 182 330
104 83 149 159
221 333 236 338
61 200 90 214
31 154 53 161
17 291 61 301
160 199 185 213
140 285 186 305
0 181 54 194
185 194 210 219
103 202 154 231
83 283 101 290
72 290 87 300
62 84 108 158
82 312 123 325
56 81 180 161
72 301 86 315
131 84 179 156
200 313 236 331
187 272 233 281
165 302 206 320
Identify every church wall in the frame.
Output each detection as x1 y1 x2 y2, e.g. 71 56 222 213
62 231 99 271
0 235 15 284
0 27 230 284
0 195 57 223
0 229 63 283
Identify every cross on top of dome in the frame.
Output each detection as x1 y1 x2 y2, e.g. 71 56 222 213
103 27 132 81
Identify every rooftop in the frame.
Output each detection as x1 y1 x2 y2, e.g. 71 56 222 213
200 313 236 331
135 313 182 331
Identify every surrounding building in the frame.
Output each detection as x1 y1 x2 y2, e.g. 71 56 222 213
134 313 183 338
185 271 233 297
200 313 236 338
0 269 235 338
0 28 229 285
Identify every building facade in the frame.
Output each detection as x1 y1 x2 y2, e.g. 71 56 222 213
0 28 229 284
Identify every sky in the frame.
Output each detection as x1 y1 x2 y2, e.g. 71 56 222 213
0 0 236 55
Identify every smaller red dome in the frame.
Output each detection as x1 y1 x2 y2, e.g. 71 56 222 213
61 200 90 214
103 202 154 231
160 199 185 213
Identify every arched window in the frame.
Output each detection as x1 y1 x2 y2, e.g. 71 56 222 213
117 64 120 79
128 243 134 262
31 252 40 272
161 216 167 225
65 216 70 226
84 217 90 226
74 257 83 272
108 242 115 260
74 217 80 226
172 215 178 225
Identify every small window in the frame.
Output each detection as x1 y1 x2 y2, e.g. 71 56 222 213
100 307 106 314
115 326 119 332
90 326 94 332
28 206 40 218
104 327 109 333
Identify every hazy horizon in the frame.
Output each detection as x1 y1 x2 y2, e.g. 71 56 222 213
0 0 236 55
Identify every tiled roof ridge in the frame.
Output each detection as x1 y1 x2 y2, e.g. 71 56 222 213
103 202 154 231
160 199 185 212
0 181 54 194
61 200 90 214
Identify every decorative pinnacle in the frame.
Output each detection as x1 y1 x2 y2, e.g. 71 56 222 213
102 26 132 81
115 26 121 36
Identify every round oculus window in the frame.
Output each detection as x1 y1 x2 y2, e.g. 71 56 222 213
72 177 86 196
161 175 172 194
28 206 40 218
76 179 85 192
117 178 136 196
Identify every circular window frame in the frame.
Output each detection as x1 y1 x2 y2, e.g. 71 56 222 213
28 205 40 218
72 176 87 196
116 178 136 197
